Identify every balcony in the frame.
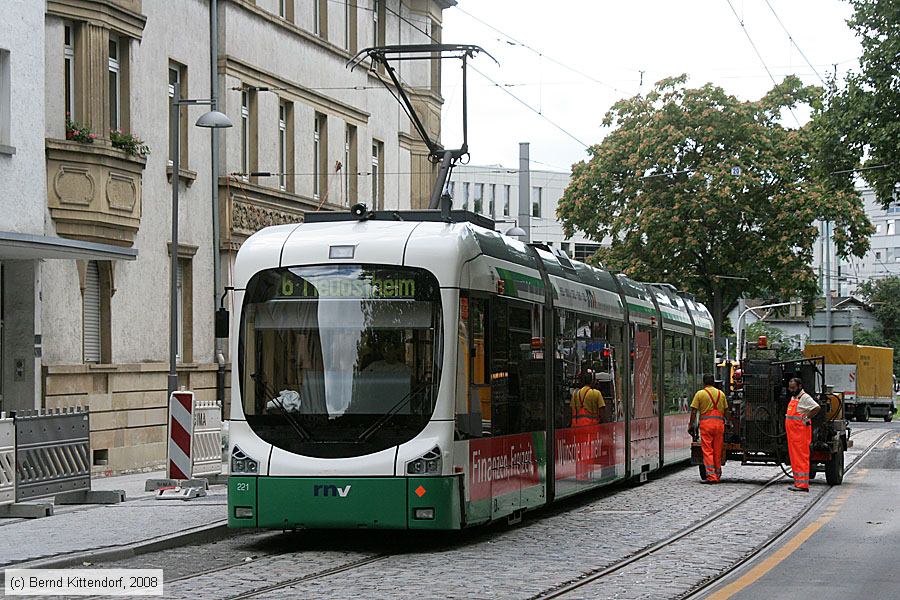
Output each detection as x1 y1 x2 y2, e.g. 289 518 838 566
46 138 146 247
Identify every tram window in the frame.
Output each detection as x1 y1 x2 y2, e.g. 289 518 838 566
488 299 546 435
555 311 623 426
663 331 689 414
685 334 695 395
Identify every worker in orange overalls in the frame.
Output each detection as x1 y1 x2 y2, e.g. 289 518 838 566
571 371 605 427
689 374 733 483
785 377 821 492
572 371 605 481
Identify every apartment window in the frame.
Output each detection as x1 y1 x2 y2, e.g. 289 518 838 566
82 261 111 364
876 223 883 234
108 36 121 131
875 251 882 260
373 0 380 46
240 90 250 179
64 23 76 118
488 184 495 218
574 243 602 262
430 19 442 93
0 49 10 147
371 139 384 209
344 124 358 205
175 258 193 363
503 185 511 216
888 220 896 236
314 113 327 200
314 0 327 38
462 182 470 211
278 0 295 21
532 187 542 218
474 183 484 213
373 0 385 48
168 63 188 169
83 261 102 363
278 103 287 191
345 0 355 51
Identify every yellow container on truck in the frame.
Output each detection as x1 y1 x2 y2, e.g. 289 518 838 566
804 344 895 422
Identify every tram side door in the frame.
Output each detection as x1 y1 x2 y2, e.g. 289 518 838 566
630 325 660 473
463 296 497 522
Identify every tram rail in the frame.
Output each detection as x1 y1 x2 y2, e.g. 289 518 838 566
534 428 894 599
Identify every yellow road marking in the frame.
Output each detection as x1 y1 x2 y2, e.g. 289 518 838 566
706 471 864 599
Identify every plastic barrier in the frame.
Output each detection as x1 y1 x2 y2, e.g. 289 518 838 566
0 414 14 506
15 408 90 501
168 392 224 480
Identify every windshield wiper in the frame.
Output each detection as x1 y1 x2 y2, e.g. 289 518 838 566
251 373 313 442
357 382 432 443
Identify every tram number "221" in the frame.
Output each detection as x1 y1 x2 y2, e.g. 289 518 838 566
235 482 251 492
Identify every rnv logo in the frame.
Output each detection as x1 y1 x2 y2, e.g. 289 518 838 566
313 484 352 497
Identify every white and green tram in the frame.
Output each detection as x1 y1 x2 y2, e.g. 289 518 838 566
227 209 715 530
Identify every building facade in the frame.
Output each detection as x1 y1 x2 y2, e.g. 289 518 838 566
812 187 900 297
446 163 601 261
0 0 452 473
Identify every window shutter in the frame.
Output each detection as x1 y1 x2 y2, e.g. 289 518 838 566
83 261 101 363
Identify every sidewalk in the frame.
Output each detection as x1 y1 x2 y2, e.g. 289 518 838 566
0 470 228 568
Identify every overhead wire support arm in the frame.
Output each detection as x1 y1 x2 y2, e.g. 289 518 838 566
347 44 498 210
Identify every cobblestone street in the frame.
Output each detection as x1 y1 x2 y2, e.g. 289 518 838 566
67 425 891 600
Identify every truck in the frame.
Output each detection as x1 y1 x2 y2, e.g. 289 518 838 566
803 344 895 422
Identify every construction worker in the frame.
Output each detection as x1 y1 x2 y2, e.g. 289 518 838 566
571 371 605 427
689 374 732 483
785 377 821 492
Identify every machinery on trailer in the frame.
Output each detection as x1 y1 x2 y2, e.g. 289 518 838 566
693 340 850 484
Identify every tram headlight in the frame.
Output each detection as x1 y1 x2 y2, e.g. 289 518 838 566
231 446 259 475
406 446 442 476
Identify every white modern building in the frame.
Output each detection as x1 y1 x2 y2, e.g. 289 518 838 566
446 162 602 262
813 186 900 297
0 0 453 473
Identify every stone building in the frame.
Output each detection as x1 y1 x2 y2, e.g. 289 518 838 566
0 0 453 473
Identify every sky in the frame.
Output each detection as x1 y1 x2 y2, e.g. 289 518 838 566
439 0 863 171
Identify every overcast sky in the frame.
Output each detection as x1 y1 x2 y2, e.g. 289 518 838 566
439 0 862 171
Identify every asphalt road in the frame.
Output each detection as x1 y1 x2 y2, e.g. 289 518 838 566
703 420 900 599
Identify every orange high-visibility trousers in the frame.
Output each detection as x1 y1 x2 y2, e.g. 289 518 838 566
785 399 811 489
700 416 725 482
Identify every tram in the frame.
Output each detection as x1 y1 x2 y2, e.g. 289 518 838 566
227 208 715 530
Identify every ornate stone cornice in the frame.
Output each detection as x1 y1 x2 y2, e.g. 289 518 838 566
47 0 146 40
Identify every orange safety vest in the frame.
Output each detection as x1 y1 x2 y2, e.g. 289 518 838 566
571 386 599 427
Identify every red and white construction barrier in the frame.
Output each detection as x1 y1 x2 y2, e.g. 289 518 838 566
168 392 194 480
167 391 224 481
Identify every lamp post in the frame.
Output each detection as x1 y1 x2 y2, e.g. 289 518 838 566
168 88 233 400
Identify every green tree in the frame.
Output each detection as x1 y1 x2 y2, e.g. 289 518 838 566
558 76 872 345
815 0 900 206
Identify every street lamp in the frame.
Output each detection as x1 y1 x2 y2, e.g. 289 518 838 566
168 89 232 400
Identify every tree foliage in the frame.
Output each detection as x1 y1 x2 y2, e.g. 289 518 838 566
557 76 872 343
815 0 900 206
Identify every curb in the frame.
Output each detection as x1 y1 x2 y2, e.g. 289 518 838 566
1 520 230 573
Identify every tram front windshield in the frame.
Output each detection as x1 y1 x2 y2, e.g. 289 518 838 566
240 265 443 458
